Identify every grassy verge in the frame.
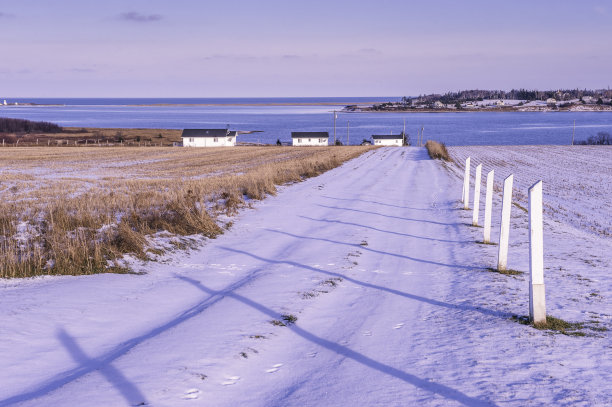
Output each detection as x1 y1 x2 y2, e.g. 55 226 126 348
0 146 374 278
486 267 523 276
511 315 586 336
425 140 451 161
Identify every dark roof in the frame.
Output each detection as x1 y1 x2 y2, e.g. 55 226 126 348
181 129 229 138
371 134 404 140
291 132 329 138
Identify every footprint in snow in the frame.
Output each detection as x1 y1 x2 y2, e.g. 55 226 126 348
266 363 283 373
307 352 318 358
221 376 240 386
363 331 372 336
393 323 404 330
183 389 200 399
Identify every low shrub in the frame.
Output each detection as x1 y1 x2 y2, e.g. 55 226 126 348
425 140 450 161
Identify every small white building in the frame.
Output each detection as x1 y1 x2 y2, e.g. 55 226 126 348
433 101 445 108
582 96 595 104
182 129 238 147
371 134 404 146
546 98 557 104
291 132 329 146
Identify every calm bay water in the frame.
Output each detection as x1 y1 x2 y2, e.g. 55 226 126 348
1 98 611 145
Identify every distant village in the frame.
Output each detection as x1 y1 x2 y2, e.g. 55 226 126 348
347 88 612 112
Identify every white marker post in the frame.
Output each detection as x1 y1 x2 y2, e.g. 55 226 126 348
472 164 482 226
483 170 494 243
462 157 471 209
497 174 513 271
529 181 546 324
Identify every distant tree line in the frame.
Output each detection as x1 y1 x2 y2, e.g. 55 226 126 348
401 88 612 105
0 117 63 133
576 132 612 145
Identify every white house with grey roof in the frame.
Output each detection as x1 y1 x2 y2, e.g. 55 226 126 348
371 134 404 146
291 132 329 146
181 129 238 147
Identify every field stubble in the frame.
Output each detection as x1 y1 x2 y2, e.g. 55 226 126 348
0 146 374 278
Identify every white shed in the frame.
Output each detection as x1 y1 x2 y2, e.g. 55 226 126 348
291 132 329 146
371 134 403 146
182 129 238 147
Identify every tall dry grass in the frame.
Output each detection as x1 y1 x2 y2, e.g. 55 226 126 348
0 146 372 278
425 140 451 161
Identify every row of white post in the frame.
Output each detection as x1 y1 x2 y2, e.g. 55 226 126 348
462 157 546 324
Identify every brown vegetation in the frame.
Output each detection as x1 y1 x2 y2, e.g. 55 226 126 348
0 127 183 146
425 140 450 161
0 146 373 278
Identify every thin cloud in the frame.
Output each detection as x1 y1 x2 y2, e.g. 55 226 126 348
119 11 162 22
202 54 260 61
594 6 607 15
69 68 96 73
358 48 382 55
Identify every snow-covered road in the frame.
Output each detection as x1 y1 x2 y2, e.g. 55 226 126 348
1 148 608 406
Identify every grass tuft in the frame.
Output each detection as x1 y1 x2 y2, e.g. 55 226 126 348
511 315 586 336
425 140 450 161
487 267 523 276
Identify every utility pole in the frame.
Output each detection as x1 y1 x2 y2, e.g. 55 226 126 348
347 120 350 146
571 119 576 145
403 119 406 146
333 110 337 145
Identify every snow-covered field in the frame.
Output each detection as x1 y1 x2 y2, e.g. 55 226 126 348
0 147 610 406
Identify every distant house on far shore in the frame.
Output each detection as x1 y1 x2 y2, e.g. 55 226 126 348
371 134 403 146
181 129 237 147
291 132 329 146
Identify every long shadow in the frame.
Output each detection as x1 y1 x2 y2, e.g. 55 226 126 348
321 195 450 211
56 328 148 406
220 246 505 319
0 269 267 407
299 215 473 244
264 229 485 272
317 204 460 226
176 274 498 407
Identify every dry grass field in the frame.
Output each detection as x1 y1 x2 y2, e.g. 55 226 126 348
0 146 374 278
1 127 183 146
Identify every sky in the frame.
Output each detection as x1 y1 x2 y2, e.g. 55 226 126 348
1 0 611 97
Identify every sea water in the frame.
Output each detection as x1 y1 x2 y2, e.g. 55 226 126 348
1 98 611 145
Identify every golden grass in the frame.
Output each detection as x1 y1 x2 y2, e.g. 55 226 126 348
425 140 450 161
1 127 183 146
0 146 373 278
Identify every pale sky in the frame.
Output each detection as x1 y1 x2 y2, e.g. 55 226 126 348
1 0 611 97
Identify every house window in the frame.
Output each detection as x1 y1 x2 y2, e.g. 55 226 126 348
308 138 311 142
319 139 324 143
189 138 195 143
298 138 302 143
214 137 218 142
228 137 233 142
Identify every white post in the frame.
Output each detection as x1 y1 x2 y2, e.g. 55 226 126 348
497 174 513 270
483 170 494 243
529 181 546 324
472 164 482 226
462 157 471 209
